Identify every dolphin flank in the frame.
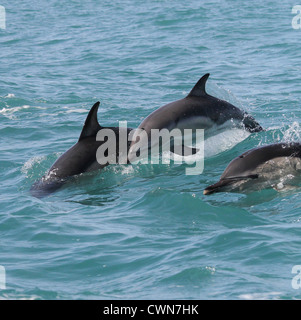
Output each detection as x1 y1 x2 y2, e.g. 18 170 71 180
128 73 263 161
204 142 301 195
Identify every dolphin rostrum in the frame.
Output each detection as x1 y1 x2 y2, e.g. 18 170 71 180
128 73 263 161
31 102 132 198
203 142 301 195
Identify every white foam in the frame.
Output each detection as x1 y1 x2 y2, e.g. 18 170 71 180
4 93 15 98
282 121 301 142
239 291 282 300
63 108 88 114
21 156 47 175
0 105 30 119
120 165 135 175
0 105 44 119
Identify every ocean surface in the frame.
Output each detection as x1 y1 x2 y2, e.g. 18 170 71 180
1 0 301 300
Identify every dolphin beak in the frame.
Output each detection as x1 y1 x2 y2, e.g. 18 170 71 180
203 175 259 195
203 179 234 195
203 188 214 195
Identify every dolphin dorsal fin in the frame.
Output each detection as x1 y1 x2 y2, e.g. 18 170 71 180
78 101 101 141
187 73 210 97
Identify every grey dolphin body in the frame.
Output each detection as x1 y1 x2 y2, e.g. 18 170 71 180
204 143 301 195
31 102 132 198
128 73 263 160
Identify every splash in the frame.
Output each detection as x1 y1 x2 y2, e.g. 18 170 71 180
282 121 301 143
22 153 62 179
4 93 15 98
21 155 48 178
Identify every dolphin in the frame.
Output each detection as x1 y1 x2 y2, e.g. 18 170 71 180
128 73 263 161
30 102 132 198
203 142 301 195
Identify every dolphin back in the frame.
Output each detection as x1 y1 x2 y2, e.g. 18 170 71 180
30 176 67 198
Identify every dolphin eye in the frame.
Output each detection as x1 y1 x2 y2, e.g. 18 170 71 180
239 155 244 158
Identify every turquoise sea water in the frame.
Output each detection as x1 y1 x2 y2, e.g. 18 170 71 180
1 0 301 299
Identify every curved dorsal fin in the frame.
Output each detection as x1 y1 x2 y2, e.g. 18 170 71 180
78 101 101 141
187 73 210 97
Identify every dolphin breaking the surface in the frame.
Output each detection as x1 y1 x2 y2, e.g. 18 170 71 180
30 74 264 197
128 73 263 161
204 142 301 195
31 102 132 198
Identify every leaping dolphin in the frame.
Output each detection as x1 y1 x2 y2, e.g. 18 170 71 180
30 102 132 198
203 142 301 195
128 73 263 161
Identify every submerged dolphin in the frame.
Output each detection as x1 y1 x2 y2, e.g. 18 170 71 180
203 142 301 195
31 102 132 198
128 73 263 161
